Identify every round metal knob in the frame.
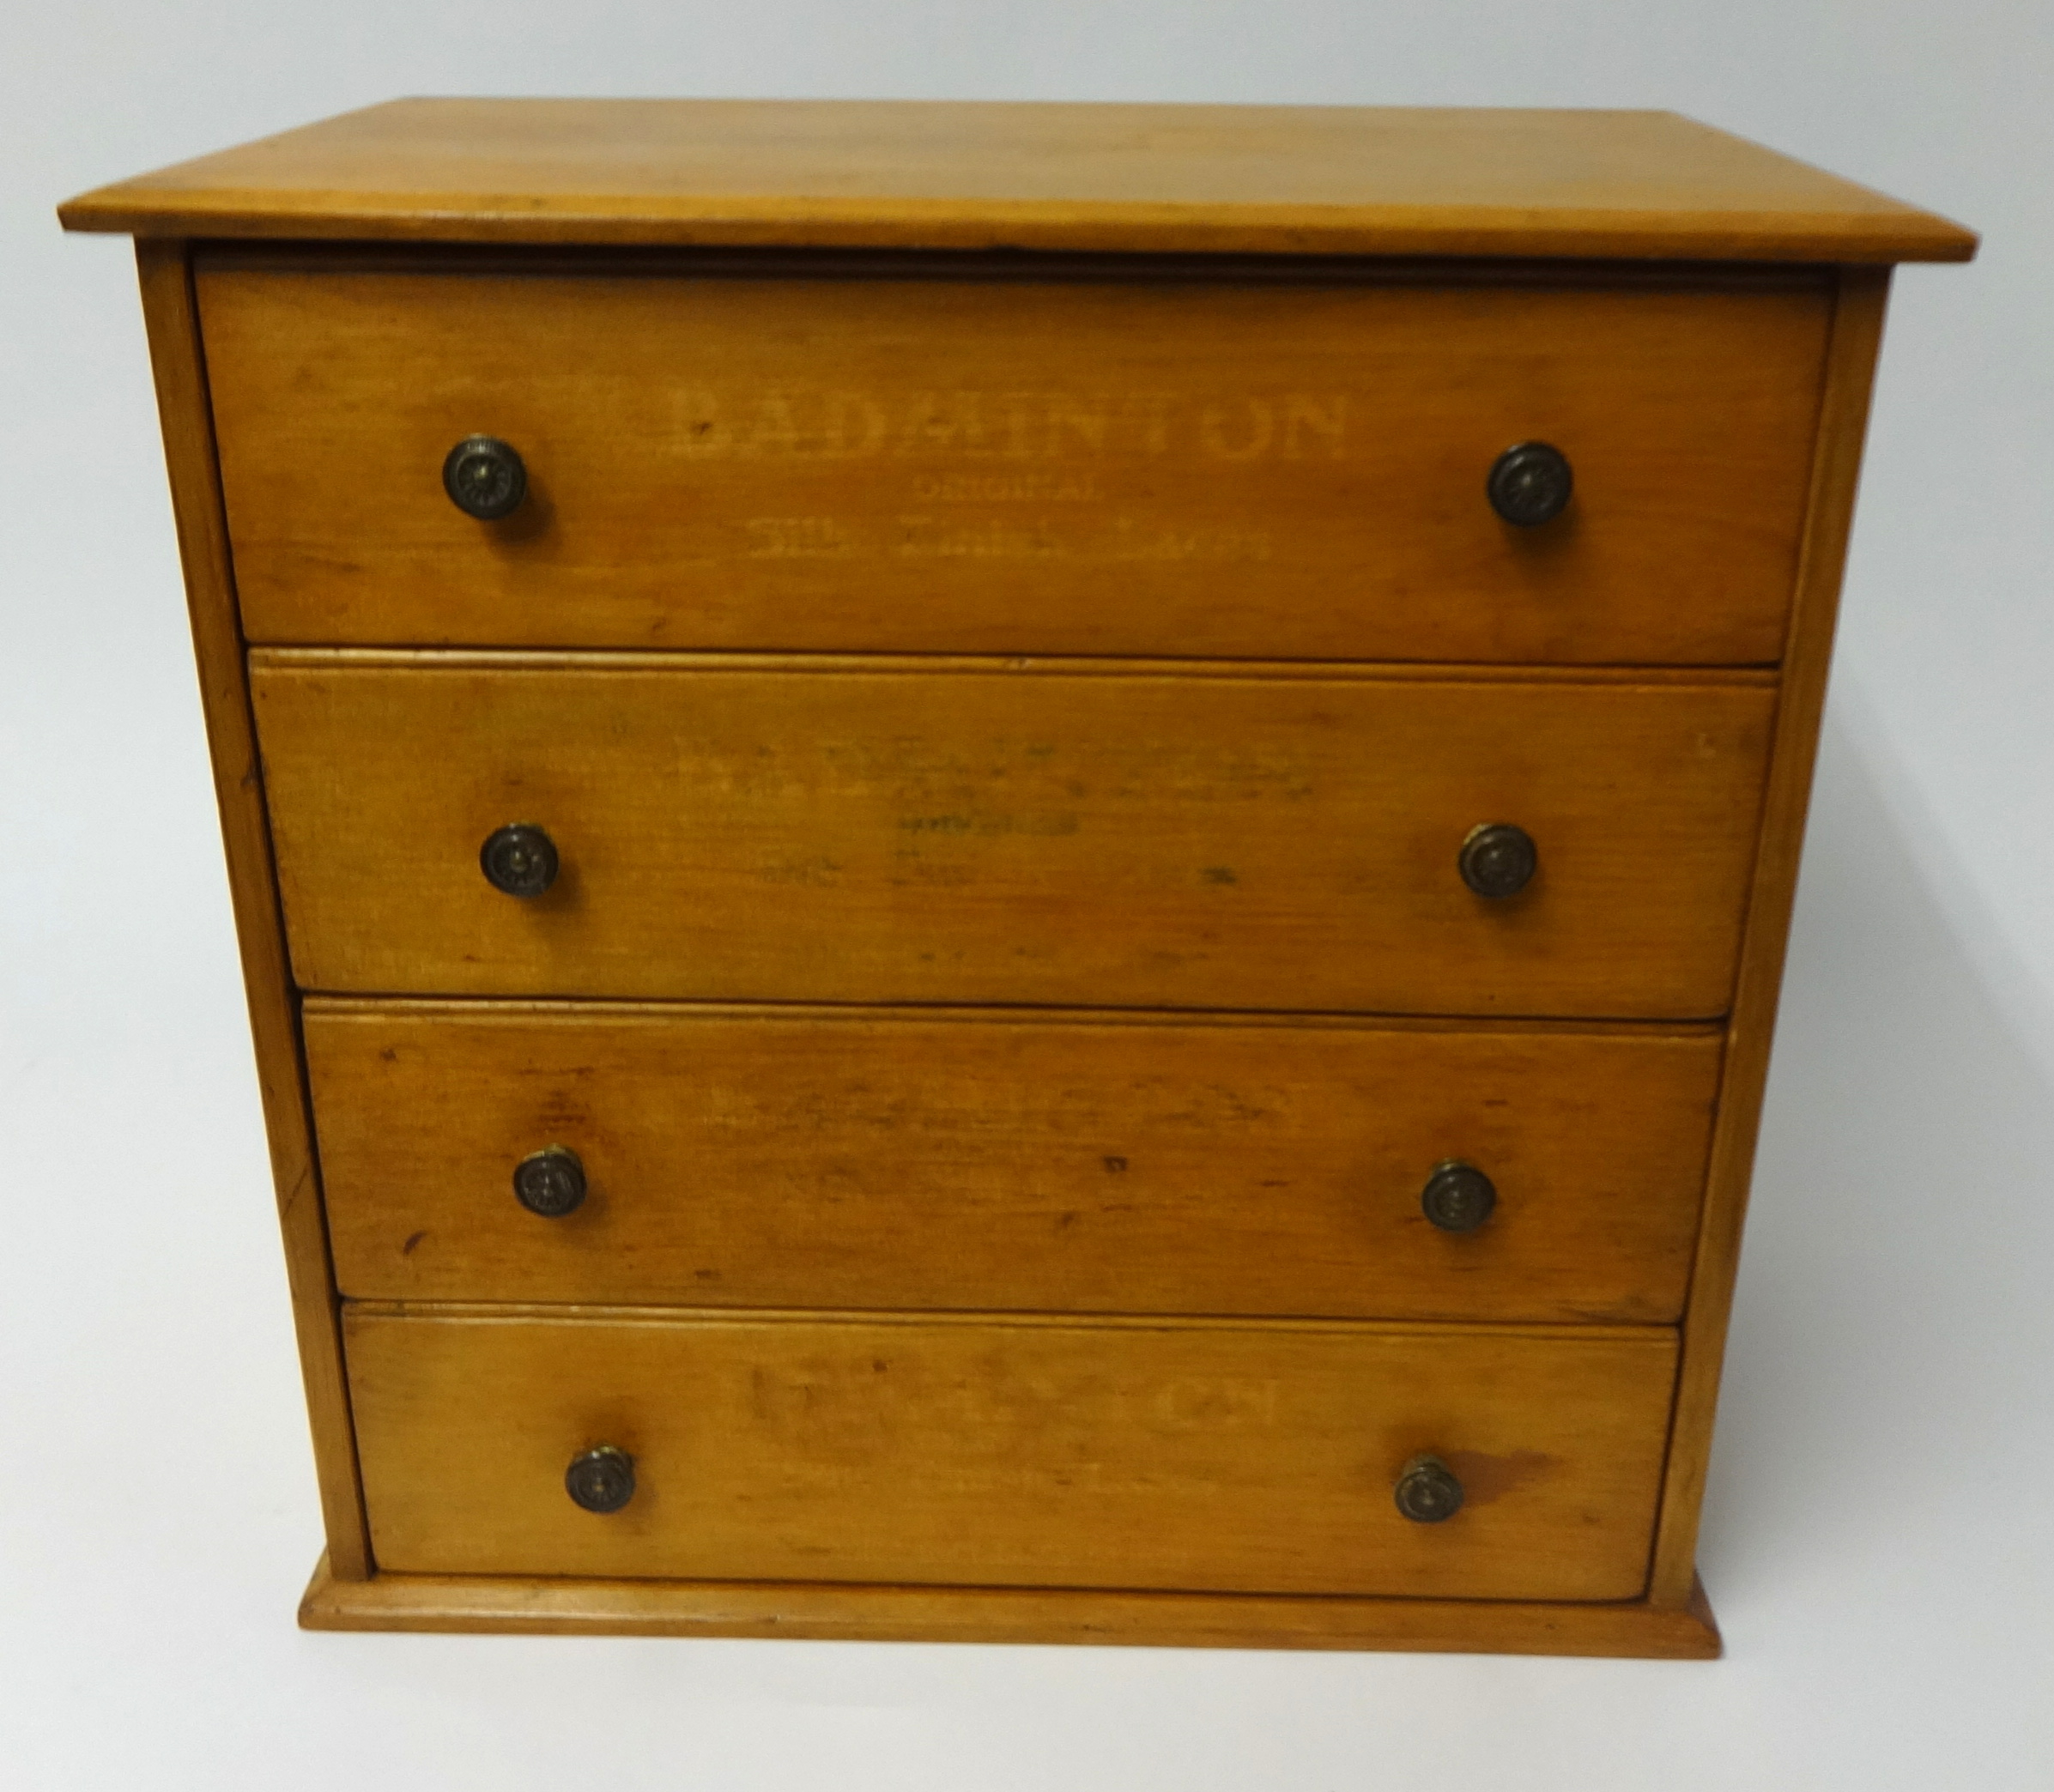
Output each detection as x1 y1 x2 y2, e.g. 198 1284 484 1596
443 434 528 520
1487 441 1573 527
1394 1454 1464 1524
1459 822 1537 899
481 823 558 899
514 1146 586 1219
1421 1159 1497 1233
565 1445 636 1514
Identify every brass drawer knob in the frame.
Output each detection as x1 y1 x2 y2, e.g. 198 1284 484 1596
514 1146 586 1218
442 433 528 520
1394 1454 1464 1524
566 1445 636 1514
1458 821 1537 899
1421 1159 1496 1232
1487 440 1573 527
481 822 559 898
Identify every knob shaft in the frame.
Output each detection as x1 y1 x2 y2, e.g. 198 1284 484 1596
1459 822 1537 899
515 1146 587 1218
481 823 559 898
1487 441 1573 527
443 434 528 520
1421 1160 1497 1232
566 1445 636 1514
1394 1454 1464 1524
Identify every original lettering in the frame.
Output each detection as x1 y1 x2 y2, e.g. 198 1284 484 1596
668 388 1350 462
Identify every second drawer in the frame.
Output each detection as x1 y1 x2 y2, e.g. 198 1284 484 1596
253 656 1775 1017
307 1002 1721 1322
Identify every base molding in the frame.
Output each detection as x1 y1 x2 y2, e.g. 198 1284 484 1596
299 1555 1720 1657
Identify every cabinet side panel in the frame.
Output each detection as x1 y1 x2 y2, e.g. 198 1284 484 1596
134 238 372 1578
1648 264 1892 1603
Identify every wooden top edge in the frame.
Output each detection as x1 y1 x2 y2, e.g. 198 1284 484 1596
58 98 1978 263
54 192 1979 263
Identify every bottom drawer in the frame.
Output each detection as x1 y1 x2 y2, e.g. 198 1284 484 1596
347 1308 1677 1601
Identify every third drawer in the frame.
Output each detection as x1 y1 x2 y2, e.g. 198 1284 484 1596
306 1001 1721 1322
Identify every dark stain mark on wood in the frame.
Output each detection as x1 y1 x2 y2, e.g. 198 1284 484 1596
1442 1448 1556 1506
401 1230 427 1256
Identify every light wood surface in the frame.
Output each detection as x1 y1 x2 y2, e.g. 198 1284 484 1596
201 261 1827 663
71 100 1976 1655
306 999 1721 1322
251 654 1775 1017
132 241 373 1580
59 100 1976 262
1649 267 1893 1601
299 1553 1722 1656
344 1305 1677 1600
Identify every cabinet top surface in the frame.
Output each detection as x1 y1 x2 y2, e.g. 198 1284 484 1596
59 97 1973 263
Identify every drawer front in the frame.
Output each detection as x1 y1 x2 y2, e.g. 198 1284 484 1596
252 658 1775 1017
203 264 1827 663
346 1309 1677 1599
309 1002 1719 1323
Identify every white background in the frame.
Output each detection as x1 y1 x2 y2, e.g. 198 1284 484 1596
5 4 2051 1786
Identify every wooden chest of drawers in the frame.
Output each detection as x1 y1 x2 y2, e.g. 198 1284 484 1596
62 100 1973 1656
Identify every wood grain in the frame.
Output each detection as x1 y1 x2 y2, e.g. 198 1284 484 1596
250 654 1776 1017
344 1305 1678 1601
58 100 1976 262
199 263 1829 663
1649 266 1893 1602
77 103 1976 1653
132 240 372 1577
299 1553 1722 1656
306 999 1721 1322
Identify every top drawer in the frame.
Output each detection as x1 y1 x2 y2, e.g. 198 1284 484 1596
198 259 1828 662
